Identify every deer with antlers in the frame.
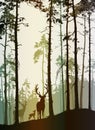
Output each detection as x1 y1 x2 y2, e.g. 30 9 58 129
35 84 48 119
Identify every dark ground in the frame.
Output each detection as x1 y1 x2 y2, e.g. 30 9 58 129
0 109 95 130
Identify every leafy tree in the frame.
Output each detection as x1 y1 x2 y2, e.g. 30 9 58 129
33 34 48 95
0 0 16 124
22 79 31 99
0 53 15 124
7 54 15 124
18 79 31 122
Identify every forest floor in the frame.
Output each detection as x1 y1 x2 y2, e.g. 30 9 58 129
0 109 95 130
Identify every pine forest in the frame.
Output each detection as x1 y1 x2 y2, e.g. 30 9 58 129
0 0 95 130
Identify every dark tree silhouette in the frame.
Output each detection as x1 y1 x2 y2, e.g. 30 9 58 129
66 0 70 111
47 0 54 117
14 0 19 124
88 12 91 110
72 0 79 109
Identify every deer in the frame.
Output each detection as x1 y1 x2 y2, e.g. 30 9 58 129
28 110 36 120
35 84 48 119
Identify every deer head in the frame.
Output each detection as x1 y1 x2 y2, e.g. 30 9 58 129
35 84 48 98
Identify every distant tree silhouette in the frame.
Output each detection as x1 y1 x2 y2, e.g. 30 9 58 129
19 101 27 122
34 35 48 95
80 14 87 108
60 0 64 112
18 82 30 122
4 16 8 125
56 0 64 112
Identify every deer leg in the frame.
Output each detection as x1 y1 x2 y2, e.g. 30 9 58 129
33 115 35 120
40 111 41 119
37 111 39 119
37 112 38 119
34 112 35 120
42 110 44 118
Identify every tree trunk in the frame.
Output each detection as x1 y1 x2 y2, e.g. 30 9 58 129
4 23 8 124
14 0 19 124
48 0 54 117
66 0 70 111
72 0 79 109
42 47 45 95
8 70 11 124
60 0 64 112
88 12 91 110
80 14 86 108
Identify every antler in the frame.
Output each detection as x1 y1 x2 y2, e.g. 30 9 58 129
35 84 41 97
